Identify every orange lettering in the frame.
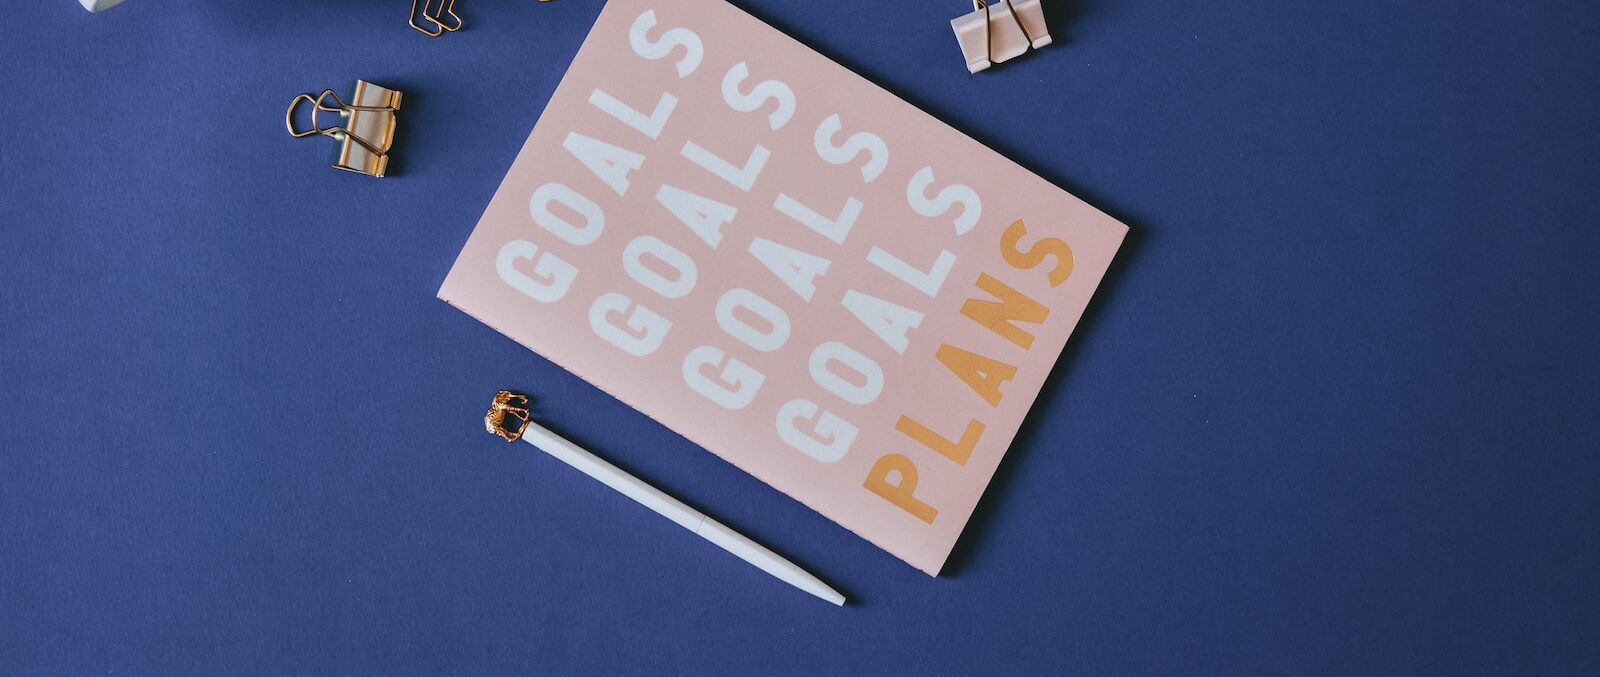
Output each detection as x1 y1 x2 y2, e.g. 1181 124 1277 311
1000 219 1073 287
896 416 985 466
864 453 937 523
961 273 1050 349
936 343 1017 407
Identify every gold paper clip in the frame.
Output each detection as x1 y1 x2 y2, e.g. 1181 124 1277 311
285 81 403 178
485 390 532 442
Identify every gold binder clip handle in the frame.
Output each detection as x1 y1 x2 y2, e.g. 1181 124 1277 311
284 89 395 159
410 0 556 38
410 0 463 37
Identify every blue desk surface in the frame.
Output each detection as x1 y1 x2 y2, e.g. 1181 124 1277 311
3 0 1597 673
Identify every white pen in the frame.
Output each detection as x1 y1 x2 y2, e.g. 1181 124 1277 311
485 391 846 606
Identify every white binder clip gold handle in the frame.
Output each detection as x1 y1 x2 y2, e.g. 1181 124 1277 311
951 0 1052 74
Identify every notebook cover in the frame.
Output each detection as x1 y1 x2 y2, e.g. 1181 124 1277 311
439 0 1127 574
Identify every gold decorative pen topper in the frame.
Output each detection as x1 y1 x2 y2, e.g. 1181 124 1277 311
485 390 532 442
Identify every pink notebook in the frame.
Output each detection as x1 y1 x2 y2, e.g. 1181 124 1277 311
440 0 1127 574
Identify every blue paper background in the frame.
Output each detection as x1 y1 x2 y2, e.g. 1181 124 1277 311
3 0 1597 673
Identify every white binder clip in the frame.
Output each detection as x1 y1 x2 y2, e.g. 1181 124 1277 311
951 0 1052 74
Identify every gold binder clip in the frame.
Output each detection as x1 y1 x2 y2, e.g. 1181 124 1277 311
410 0 463 37
285 81 403 178
952 0 1052 73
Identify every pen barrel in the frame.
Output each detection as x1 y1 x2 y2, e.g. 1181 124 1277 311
522 422 707 532
519 422 844 605
694 518 846 606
